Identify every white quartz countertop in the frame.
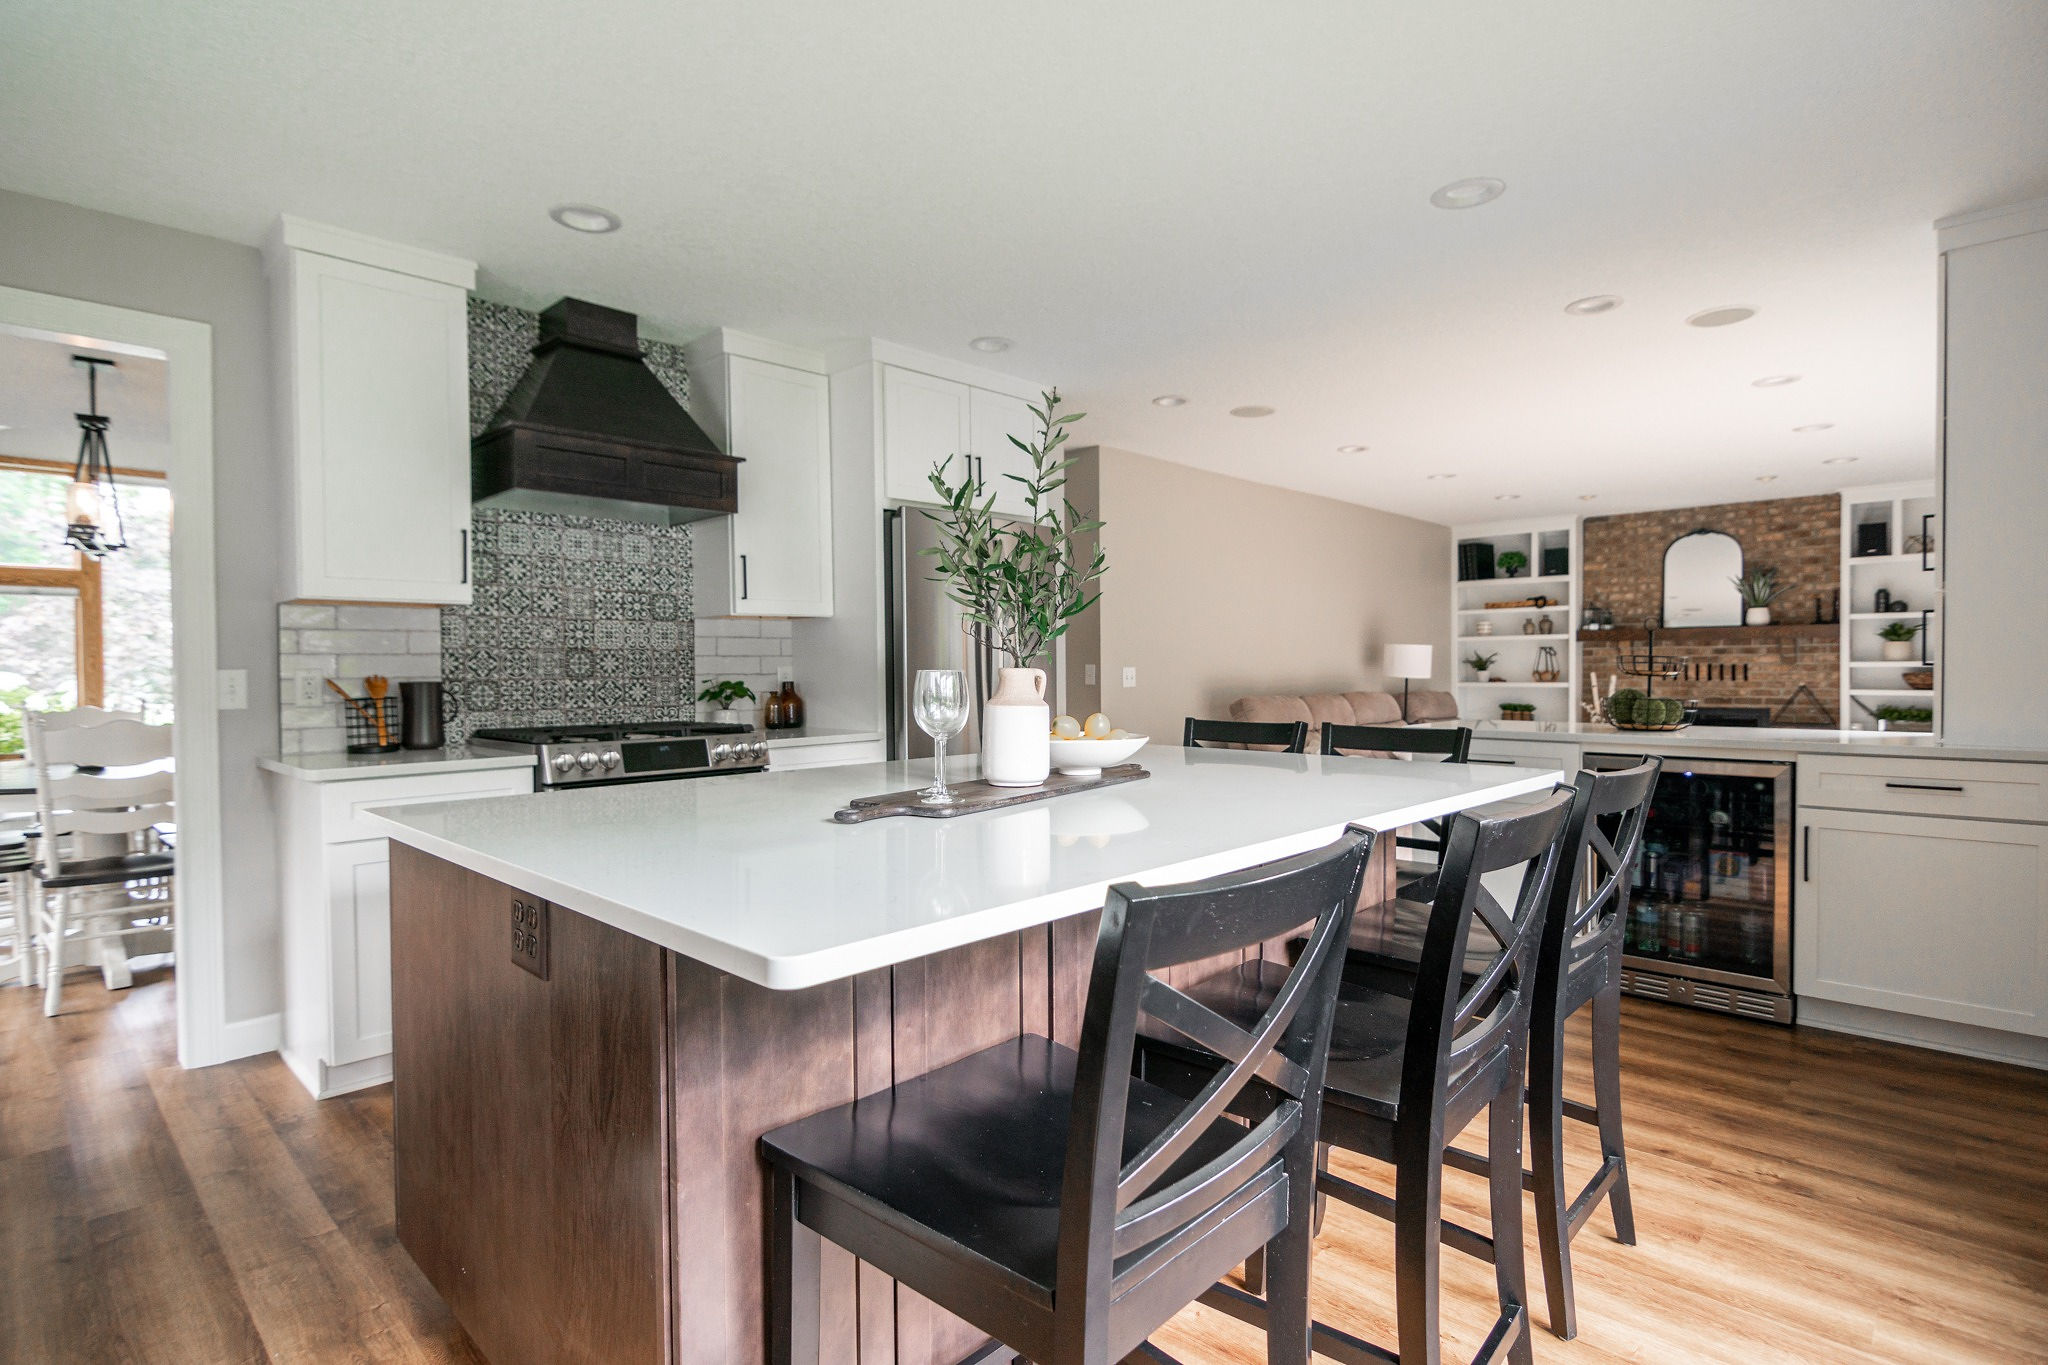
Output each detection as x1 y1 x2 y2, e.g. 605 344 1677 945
364 746 1563 990
259 747 539 782
1457 721 2048 764
764 727 884 750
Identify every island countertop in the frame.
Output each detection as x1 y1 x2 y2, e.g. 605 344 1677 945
365 746 1562 990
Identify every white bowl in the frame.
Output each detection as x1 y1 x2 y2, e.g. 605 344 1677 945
1048 734 1149 777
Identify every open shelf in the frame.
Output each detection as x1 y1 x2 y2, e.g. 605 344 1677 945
1842 483 1939 732
1458 633 1572 642
1458 681 1572 689
1849 688 1936 698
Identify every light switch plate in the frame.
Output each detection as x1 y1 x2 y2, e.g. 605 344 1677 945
217 668 248 710
1121 667 1137 688
1084 663 1097 686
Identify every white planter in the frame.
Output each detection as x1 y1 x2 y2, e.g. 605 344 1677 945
1882 639 1918 661
1744 606 1772 626
710 708 742 724
981 666 1051 787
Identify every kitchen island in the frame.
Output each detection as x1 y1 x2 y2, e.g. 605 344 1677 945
367 747 1563 1365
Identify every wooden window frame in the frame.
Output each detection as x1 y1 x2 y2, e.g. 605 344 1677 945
0 453 166 711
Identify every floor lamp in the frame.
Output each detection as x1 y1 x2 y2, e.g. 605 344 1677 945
1384 644 1433 722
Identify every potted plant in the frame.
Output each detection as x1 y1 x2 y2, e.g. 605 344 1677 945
1732 567 1783 626
1878 619 1924 660
1496 550 1528 578
1464 649 1499 682
697 679 756 724
1499 701 1537 723
923 389 1108 786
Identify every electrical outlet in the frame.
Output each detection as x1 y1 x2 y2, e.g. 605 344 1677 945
216 668 248 710
1121 666 1137 688
293 673 324 707
1083 663 1097 686
510 896 549 979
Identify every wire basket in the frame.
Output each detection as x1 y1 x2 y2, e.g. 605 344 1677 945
342 694 402 754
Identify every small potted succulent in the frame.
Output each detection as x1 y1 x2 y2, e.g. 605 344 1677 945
1496 550 1528 578
1499 701 1538 723
697 679 756 724
1878 619 1924 660
1732 567 1783 626
1464 649 1499 682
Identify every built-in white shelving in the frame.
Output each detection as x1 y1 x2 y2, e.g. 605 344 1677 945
1841 482 1939 731
1450 518 1579 724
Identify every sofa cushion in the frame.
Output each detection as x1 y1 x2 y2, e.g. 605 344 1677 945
1224 694 1316 751
1342 692 1405 726
1403 689 1460 723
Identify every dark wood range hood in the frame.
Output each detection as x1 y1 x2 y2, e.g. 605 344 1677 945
472 297 740 524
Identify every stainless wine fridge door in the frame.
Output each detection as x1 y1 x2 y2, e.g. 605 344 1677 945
1585 752 1794 1020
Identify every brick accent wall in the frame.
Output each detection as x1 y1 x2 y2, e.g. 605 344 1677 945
1580 495 1841 721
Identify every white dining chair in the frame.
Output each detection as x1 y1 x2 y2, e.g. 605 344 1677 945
26 710 176 1016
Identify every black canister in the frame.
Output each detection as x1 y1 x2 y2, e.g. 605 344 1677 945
399 680 456 749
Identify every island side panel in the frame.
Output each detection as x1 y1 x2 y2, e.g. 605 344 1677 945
390 845 670 1365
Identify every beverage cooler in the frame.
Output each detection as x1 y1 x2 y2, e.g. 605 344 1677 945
1585 753 1794 1023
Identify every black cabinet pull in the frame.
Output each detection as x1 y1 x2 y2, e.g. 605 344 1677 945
1885 780 1964 793
1920 513 1934 572
1920 608 1932 667
1467 758 1517 765
740 553 749 600
460 529 469 584
1802 826 1810 882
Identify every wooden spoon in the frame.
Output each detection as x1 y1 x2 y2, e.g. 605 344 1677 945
363 675 392 747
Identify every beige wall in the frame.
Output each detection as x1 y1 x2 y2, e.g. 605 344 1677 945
1078 446 1451 739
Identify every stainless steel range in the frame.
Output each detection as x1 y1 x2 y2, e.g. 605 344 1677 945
470 721 769 789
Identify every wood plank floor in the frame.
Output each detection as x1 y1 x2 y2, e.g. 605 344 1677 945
4 968 2044 1363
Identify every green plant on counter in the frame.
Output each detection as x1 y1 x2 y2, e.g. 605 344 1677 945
1874 705 1933 723
1496 550 1528 577
697 679 756 708
1877 621 1924 642
920 388 1107 668
1500 701 1537 717
1731 567 1783 609
1464 650 1499 677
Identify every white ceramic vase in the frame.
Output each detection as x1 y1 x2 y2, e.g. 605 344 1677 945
1744 606 1771 626
981 666 1051 787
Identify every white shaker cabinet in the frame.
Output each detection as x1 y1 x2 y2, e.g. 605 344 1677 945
969 386 1042 519
881 364 972 506
685 331 835 617
267 216 478 605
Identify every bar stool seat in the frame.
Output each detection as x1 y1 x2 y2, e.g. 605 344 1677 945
36 850 175 890
763 1034 1250 1306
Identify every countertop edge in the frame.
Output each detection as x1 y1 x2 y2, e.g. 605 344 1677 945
1462 726 2048 764
259 751 541 782
763 730 885 751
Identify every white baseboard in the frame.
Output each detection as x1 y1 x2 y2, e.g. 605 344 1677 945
318 1052 393 1098
215 1011 282 1063
1799 998 2048 1070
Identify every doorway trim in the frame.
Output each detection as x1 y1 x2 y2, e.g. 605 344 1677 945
0 283 227 1068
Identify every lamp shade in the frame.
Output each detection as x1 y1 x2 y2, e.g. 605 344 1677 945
1383 644 1433 680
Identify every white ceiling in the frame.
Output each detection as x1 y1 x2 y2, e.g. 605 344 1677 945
4 2 2046 524
0 330 170 472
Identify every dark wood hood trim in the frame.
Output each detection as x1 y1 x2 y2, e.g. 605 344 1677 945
472 422 741 519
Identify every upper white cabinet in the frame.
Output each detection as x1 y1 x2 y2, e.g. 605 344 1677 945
684 331 834 617
268 216 477 605
880 360 1048 519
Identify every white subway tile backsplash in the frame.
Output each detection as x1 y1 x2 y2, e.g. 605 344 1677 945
337 605 439 631
279 603 337 629
281 655 338 680
407 631 442 653
715 636 766 656
758 619 793 639
300 629 413 655
335 654 437 681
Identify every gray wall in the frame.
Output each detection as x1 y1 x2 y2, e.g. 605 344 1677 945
0 188 283 1025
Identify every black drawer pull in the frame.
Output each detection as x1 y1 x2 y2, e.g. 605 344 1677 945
1467 758 1517 765
1803 826 1810 882
1884 781 1965 793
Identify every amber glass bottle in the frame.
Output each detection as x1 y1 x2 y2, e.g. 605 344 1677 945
763 688 786 730
777 680 805 731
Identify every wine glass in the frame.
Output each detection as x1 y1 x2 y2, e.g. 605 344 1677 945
913 669 970 804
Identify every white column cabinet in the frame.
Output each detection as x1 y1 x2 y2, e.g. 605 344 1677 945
267 217 478 605
685 331 834 617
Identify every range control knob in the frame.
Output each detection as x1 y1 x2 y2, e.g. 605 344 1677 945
550 753 576 775
749 741 769 762
576 749 600 771
711 743 732 763
599 749 622 770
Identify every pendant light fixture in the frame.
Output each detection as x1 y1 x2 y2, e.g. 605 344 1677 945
65 355 127 559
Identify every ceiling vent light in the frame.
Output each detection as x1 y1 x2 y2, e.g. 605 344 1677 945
1686 306 1757 328
1794 423 1835 433
1229 405 1275 418
1494 493 1521 501
1755 474 1779 483
1822 455 1858 465
1425 473 1457 481
1151 394 1188 408
1430 177 1506 209
969 336 1011 353
1564 295 1622 316
1752 374 1801 387
1336 444 1369 454
549 204 622 234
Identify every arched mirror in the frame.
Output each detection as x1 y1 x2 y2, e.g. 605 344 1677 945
1662 530 1743 626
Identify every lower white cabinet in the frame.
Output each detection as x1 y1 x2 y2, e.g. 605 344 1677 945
273 764 534 1097
768 736 885 771
1795 806 2048 1037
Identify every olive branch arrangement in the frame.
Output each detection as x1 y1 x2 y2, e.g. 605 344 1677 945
919 389 1108 669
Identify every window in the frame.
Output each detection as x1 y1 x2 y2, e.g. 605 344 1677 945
0 460 173 754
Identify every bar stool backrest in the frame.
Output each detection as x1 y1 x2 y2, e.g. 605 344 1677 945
1541 759 1661 1018
1318 723 1472 763
1182 717 1311 753
27 712 175 878
1402 792 1573 1130
1056 824 1374 1352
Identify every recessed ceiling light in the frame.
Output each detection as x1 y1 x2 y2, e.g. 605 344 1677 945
1752 374 1802 387
1425 473 1457 481
1151 394 1188 408
1822 455 1858 465
1755 474 1779 483
1686 306 1757 328
549 203 621 234
968 336 1011 353
1229 405 1275 418
1336 444 1369 454
1578 493 1599 501
1495 494 1521 501
1794 423 1835 433
1564 295 1622 316
1430 177 1506 210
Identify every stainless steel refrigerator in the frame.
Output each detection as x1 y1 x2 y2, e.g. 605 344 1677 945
884 507 1061 761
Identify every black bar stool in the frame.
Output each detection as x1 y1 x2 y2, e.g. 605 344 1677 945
1146 792 1578 1365
759 826 1377 1365
1183 717 1311 753
1321 723 1472 905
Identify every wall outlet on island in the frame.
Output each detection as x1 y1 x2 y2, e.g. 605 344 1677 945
1122 666 1137 688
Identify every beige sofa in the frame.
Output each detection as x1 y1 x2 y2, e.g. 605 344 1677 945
1226 688 1459 754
